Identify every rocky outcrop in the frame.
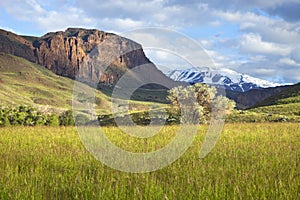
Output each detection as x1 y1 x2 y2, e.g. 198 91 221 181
34 28 153 84
0 28 166 86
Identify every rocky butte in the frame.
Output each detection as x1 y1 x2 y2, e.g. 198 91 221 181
0 28 173 87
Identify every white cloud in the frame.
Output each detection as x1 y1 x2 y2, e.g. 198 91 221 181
76 0 215 29
35 7 95 32
121 29 217 71
101 18 145 31
279 58 300 67
216 10 300 45
239 33 292 56
0 0 44 20
213 9 300 83
0 0 96 32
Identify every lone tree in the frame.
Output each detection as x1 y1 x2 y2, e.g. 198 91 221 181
167 83 235 124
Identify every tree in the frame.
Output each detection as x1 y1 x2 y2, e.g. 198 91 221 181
167 85 202 124
167 83 235 124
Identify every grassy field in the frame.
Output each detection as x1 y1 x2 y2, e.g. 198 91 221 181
0 123 299 199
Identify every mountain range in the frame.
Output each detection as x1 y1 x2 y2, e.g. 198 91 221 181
167 67 284 92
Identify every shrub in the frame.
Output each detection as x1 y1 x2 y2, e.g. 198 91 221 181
59 110 75 126
46 114 59 126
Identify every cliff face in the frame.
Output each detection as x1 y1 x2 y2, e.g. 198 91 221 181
34 28 152 84
0 28 156 85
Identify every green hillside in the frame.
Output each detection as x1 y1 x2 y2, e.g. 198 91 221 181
253 83 300 106
226 83 300 123
0 52 111 113
251 83 300 112
246 83 300 120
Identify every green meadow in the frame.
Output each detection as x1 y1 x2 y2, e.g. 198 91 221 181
0 123 299 199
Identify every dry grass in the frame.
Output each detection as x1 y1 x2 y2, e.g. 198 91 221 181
0 123 299 199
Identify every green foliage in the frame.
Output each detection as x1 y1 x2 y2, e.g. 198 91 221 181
59 110 75 126
98 109 177 126
46 114 59 126
0 106 83 127
130 111 151 125
213 95 236 115
0 105 47 126
0 108 11 127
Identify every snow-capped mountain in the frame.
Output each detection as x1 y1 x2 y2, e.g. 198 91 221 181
167 67 283 92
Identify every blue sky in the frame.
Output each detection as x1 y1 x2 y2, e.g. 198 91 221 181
0 0 300 84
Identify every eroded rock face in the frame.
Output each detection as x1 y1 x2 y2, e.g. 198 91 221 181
33 28 152 84
0 28 154 85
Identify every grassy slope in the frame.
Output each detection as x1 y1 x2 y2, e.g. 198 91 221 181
0 53 111 113
249 83 300 116
226 83 300 122
0 53 164 114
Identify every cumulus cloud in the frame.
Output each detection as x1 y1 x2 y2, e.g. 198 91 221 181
0 0 44 20
216 10 300 44
35 7 95 32
239 33 292 56
0 0 96 32
214 9 300 83
121 28 215 70
74 0 223 31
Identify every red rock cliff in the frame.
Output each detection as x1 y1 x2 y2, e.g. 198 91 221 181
0 28 156 85
33 28 152 84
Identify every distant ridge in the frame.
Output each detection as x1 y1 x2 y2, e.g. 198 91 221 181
252 82 300 108
167 67 285 92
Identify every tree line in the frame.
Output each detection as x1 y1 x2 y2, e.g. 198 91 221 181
0 106 76 127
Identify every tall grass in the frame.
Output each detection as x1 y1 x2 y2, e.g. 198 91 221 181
0 123 299 199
